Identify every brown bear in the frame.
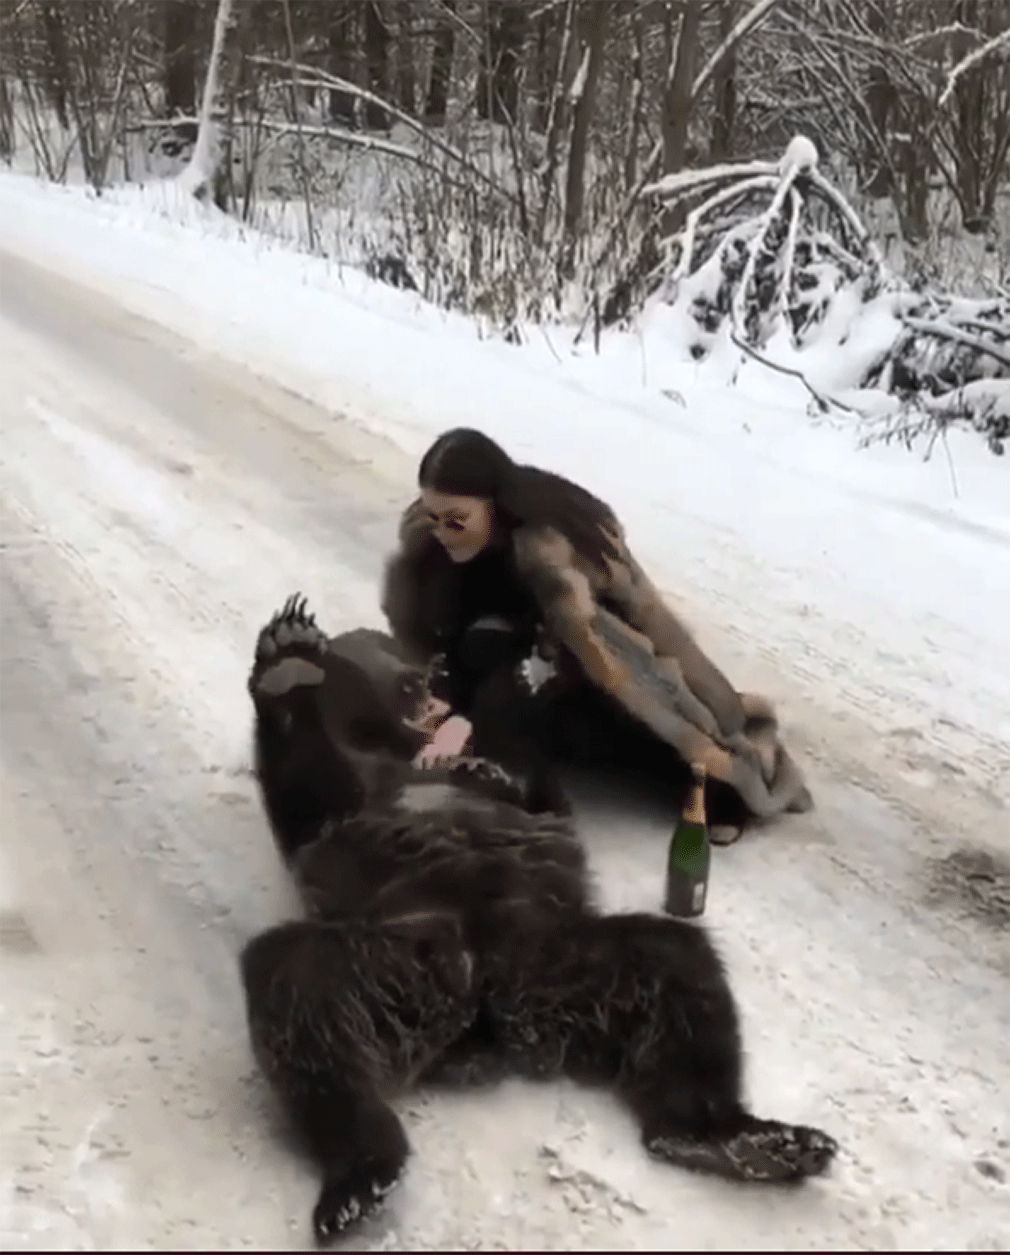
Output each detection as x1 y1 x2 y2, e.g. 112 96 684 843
240 595 839 1246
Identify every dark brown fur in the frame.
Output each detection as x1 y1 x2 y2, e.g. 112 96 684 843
242 596 839 1247
241 910 478 1241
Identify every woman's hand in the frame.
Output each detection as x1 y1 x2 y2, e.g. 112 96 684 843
405 694 453 736
413 714 473 767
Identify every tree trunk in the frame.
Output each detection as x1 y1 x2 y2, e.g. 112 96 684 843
536 0 577 242
39 3 71 130
623 3 645 189
477 0 526 124
177 0 236 202
163 0 199 121
863 1 895 197
531 3 557 134
709 0 737 161
661 0 702 176
394 0 416 114
0 73 12 159
424 0 455 123
327 2 358 127
562 0 609 273
950 0 988 230
362 0 391 130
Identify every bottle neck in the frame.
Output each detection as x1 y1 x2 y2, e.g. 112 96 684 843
682 778 706 826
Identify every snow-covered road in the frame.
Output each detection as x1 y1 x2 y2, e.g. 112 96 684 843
1 250 1007 1251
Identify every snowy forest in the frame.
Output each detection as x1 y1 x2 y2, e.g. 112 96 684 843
1 0 1008 455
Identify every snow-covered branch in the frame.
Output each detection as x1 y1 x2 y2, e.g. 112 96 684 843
666 173 779 286
937 26 1010 108
642 159 776 201
247 55 518 206
899 318 1010 372
690 0 781 104
643 136 887 351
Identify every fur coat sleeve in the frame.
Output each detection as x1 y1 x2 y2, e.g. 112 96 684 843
381 498 813 820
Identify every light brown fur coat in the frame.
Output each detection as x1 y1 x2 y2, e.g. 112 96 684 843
381 499 813 820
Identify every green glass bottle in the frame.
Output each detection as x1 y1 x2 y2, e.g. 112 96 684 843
664 763 711 918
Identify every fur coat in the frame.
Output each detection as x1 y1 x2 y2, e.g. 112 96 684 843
381 498 813 821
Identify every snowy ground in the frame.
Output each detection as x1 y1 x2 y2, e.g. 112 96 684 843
1 172 1008 1251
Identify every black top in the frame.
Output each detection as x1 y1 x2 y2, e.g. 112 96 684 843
428 538 541 715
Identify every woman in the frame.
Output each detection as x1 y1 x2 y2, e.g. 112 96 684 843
381 428 813 839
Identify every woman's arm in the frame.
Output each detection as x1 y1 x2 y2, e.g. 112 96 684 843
598 547 747 739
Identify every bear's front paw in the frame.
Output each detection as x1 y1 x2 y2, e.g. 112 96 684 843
250 593 330 698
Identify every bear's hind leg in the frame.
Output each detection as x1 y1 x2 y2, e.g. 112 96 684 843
517 913 841 1185
644 1112 840 1184
293 1086 409 1245
615 918 839 1183
240 915 476 1244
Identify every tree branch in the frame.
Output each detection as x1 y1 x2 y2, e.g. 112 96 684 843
690 0 781 104
729 331 863 414
937 25 1010 109
899 317 1010 371
247 55 518 206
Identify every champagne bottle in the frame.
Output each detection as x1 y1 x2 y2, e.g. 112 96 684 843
664 763 711 918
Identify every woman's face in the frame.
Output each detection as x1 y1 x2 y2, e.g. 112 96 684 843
421 488 493 563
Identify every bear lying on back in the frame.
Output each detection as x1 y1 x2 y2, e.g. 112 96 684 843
242 595 839 1246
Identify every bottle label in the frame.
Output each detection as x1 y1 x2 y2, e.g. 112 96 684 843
692 881 706 912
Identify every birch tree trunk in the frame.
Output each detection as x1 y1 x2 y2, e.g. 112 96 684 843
177 0 236 201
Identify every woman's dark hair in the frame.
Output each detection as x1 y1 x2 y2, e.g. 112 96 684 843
417 427 622 571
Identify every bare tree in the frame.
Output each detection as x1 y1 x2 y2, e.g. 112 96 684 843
562 0 610 271
327 1 358 126
425 0 456 123
661 0 703 176
477 0 526 124
39 2 71 130
709 0 738 160
178 0 236 202
163 0 201 126
394 0 417 114
623 4 646 188
362 0 391 129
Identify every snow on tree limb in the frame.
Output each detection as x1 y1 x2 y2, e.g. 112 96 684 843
775 188 803 335
899 318 1010 372
568 46 590 103
177 0 235 200
642 159 776 200
629 134 1007 457
248 55 518 206
937 26 1010 109
666 173 779 286
690 0 781 105
642 135 888 350
729 156 806 334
